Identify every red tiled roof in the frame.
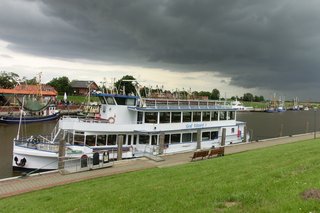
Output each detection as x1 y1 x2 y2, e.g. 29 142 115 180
0 84 57 96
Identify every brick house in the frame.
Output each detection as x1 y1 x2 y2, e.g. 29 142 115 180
70 80 99 96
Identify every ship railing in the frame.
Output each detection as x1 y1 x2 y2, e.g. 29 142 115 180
142 98 231 109
14 138 60 151
59 151 114 174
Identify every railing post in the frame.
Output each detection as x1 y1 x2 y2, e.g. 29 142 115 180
159 133 165 155
197 129 201 150
243 126 247 142
221 128 226 146
117 135 123 161
58 138 66 173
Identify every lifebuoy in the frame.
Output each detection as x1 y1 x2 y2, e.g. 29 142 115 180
108 117 115 124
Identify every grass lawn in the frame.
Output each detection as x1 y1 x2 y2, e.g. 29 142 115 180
2 140 320 212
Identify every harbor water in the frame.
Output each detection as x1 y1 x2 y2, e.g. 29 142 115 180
0 110 319 179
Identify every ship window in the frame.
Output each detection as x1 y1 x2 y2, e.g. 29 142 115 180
66 132 73 144
145 112 158 123
193 112 201 122
171 134 181 144
97 135 107 146
231 128 235 133
137 111 143 124
220 111 227 120
160 112 170 123
230 111 235 120
115 97 125 105
85 135 96 146
202 132 210 141
139 135 149 144
164 134 170 144
211 111 218 121
151 135 158 145
183 112 192 122
182 133 192 143
171 112 181 123
192 132 198 142
107 135 117 145
99 96 106 104
74 134 84 145
106 97 115 105
125 98 135 106
202 111 210 121
211 131 219 139
118 135 126 145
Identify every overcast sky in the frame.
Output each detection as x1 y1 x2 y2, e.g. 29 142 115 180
1 0 320 100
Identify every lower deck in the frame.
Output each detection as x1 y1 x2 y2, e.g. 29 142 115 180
62 124 247 155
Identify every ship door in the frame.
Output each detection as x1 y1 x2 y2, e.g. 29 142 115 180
151 135 158 145
127 135 132 145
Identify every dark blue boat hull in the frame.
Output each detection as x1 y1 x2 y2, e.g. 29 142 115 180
0 113 60 124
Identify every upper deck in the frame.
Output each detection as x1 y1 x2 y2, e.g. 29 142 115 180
94 92 233 111
130 98 232 111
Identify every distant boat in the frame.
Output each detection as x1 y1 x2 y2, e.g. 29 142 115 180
265 94 286 113
231 100 253 111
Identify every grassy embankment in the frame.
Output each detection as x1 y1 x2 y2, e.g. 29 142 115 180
1 139 320 212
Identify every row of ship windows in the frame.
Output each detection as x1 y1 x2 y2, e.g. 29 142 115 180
138 111 235 124
69 130 229 146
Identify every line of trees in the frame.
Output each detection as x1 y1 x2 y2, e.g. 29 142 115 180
0 71 265 101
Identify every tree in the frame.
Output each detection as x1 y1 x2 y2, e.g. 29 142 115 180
210 88 220 100
24 77 38 85
242 93 254 102
47 76 72 95
0 71 19 89
198 91 211 98
114 75 136 95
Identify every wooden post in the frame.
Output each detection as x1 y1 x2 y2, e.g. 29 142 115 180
221 128 226 146
117 135 123 161
243 126 247 142
58 138 66 172
280 124 284 137
196 129 201 150
159 133 164 155
306 121 309 133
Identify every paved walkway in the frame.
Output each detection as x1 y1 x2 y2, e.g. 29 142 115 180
0 133 316 199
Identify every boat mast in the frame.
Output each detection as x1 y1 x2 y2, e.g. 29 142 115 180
16 96 25 140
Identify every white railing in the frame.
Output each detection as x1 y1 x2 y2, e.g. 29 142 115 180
142 98 231 109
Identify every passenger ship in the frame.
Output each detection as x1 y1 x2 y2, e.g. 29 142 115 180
13 89 248 170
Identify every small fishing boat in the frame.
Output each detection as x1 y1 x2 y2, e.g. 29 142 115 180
0 105 59 124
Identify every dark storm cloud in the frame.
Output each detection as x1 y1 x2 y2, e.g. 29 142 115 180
1 0 320 98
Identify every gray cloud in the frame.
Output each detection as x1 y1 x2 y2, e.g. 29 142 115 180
1 0 320 99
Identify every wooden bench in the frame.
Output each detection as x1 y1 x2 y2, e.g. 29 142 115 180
208 147 225 158
191 150 209 161
191 147 225 161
